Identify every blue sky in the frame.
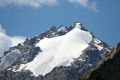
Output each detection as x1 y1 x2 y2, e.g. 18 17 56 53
0 0 120 47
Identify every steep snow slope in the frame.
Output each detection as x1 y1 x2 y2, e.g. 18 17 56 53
18 24 93 76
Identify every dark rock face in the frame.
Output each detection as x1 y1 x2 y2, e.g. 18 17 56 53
0 70 44 80
44 66 81 80
38 26 68 39
87 42 120 80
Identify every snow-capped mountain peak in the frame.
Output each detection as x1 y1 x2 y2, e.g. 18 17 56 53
74 22 82 29
0 22 110 80
18 27 93 76
15 23 109 76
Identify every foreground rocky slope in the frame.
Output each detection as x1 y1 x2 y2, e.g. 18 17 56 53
87 42 120 80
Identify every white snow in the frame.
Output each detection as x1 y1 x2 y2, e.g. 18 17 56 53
18 27 92 76
57 26 68 32
93 38 103 51
94 43 103 51
94 38 101 44
74 22 82 29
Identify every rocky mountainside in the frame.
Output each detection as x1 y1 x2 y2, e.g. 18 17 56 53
0 23 111 80
87 42 120 80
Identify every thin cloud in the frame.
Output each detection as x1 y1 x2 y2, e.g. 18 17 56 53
0 25 26 57
0 25 11 57
0 0 97 11
69 0 97 12
0 0 58 8
10 36 26 47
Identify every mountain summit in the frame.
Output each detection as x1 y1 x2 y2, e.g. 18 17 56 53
0 23 111 80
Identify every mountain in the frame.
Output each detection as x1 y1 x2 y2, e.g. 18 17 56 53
87 42 120 80
0 22 110 80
